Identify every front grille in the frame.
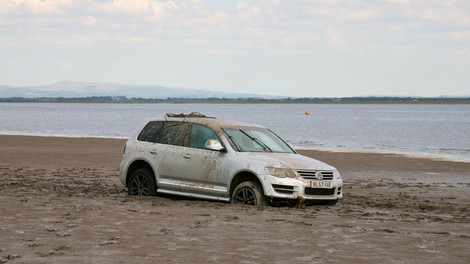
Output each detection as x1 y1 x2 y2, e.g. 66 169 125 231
272 184 294 194
297 170 334 180
305 187 335 196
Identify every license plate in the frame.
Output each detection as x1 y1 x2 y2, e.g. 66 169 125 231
310 181 332 189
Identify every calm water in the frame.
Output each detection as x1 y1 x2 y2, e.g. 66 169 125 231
1 103 470 162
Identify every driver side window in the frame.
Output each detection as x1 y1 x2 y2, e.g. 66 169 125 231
190 124 219 149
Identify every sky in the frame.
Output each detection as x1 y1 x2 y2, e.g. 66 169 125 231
0 0 469 97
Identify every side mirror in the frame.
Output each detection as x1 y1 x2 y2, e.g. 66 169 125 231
205 139 225 151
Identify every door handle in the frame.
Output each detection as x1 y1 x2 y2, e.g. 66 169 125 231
183 154 191 159
150 150 158 155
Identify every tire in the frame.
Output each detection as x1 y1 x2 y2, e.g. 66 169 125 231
231 181 266 206
128 168 157 196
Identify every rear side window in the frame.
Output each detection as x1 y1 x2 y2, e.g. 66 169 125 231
159 122 191 146
137 121 191 147
190 124 219 149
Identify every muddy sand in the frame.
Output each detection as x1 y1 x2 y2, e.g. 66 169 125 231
0 135 469 263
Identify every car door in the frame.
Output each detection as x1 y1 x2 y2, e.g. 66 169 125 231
179 123 230 198
149 121 191 193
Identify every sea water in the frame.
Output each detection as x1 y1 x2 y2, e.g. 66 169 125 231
1 103 469 162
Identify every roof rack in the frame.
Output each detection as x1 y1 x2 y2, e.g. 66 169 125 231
165 112 215 119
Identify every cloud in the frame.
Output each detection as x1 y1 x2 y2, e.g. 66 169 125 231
0 0 179 16
341 9 380 22
386 0 412 4
83 16 97 26
0 0 74 14
30 33 94 47
1 0 470 94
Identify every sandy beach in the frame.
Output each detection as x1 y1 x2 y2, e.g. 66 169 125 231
0 135 469 263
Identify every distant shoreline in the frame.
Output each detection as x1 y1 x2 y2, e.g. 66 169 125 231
1 96 470 104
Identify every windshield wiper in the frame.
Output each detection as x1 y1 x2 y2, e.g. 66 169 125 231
227 134 243 151
239 129 273 152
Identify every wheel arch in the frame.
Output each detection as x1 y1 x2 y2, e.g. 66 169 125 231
229 171 264 197
126 160 155 187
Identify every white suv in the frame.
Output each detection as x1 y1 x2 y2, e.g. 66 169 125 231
119 113 343 206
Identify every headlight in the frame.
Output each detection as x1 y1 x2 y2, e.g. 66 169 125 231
265 167 297 178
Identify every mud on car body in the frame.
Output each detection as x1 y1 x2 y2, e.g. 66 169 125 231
119 113 343 206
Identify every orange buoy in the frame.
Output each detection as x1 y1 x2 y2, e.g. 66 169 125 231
304 110 311 115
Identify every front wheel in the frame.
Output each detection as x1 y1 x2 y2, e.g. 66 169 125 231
128 168 156 196
231 181 266 206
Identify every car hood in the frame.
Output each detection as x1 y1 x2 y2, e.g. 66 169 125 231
241 152 337 171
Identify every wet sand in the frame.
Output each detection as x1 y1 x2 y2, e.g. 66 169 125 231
0 135 469 263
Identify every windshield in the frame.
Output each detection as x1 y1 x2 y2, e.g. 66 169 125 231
223 127 295 153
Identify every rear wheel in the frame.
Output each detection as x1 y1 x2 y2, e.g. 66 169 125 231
128 168 156 196
231 182 265 206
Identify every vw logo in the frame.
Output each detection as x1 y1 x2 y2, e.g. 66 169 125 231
316 171 323 180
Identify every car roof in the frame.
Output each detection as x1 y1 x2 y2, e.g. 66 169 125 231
131 115 266 140
163 117 265 129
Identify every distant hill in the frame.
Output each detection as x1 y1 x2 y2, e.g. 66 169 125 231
1 82 469 103
0 81 268 99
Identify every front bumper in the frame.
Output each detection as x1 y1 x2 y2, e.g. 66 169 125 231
262 173 343 201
